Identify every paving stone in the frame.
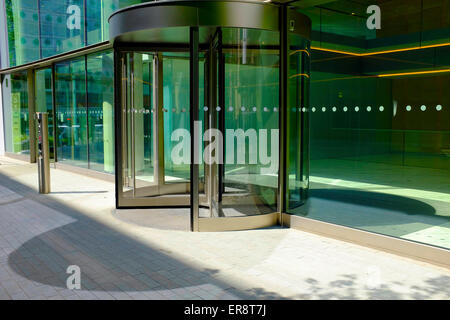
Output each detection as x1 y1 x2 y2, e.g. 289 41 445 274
0 157 448 300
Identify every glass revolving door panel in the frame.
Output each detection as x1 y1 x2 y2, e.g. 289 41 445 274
119 51 192 206
198 27 280 230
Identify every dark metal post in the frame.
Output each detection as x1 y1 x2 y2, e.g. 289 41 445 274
85 56 89 169
51 64 58 163
190 26 199 232
153 53 165 187
113 50 122 209
27 69 36 163
278 5 289 225
218 28 225 201
36 112 50 193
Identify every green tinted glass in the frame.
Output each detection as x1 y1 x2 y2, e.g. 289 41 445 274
87 50 115 173
55 58 88 167
2 72 30 154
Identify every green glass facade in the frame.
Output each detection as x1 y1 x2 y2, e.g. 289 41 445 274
0 1 449 244
4 0 146 66
294 0 450 249
1 71 29 154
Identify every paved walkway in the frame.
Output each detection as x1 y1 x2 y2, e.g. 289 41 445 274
0 156 449 300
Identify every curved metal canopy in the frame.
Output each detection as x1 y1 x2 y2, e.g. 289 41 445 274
108 0 310 45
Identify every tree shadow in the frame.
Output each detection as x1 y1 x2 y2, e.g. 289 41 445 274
293 273 450 300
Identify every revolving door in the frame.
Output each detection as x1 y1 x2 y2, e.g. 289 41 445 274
111 0 311 231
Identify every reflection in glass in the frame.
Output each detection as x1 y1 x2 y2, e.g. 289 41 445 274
55 58 88 167
87 51 115 173
1 72 30 154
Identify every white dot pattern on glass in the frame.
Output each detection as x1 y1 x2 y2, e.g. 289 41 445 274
355 106 359 112
379 106 384 112
241 107 246 112
367 106 371 112
406 105 412 111
436 104 442 111
312 107 316 112
322 107 326 112
421 105 426 111
332 107 337 112
216 106 221 111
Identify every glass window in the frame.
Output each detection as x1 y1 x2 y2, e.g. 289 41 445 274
87 50 115 173
298 0 450 250
5 0 40 66
4 0 152 66
1 72 30 154
40 0 85 58
86 0 142 45
55 58 88 167
222 28 280 214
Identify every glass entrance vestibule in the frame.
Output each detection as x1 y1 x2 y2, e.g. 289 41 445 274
110 0 311 231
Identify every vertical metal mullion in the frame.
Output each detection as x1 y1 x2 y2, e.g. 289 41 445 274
83 0 88 46
190 26 199 232
217 28 225 201
82 0 88 169
37 0 42 59
278 5 289 224
114 49 122 208
27 69 36 163
51 64 57 163
153 53 164 188
130 53 136 197
85 55 89 169
207 40 218 217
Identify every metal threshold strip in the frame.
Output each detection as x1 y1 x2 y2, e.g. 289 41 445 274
0 41 112 75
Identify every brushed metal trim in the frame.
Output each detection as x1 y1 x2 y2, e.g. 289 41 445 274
198 212 279 232
0 42 111 74
119 194 190 207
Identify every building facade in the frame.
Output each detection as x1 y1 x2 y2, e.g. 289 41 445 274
0 1 449 263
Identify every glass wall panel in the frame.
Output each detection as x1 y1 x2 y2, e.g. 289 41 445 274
86 0 142 45
35 68 55 160
87 50 115 173
297 0 450 250
1 72 29 154
221 28 280 215
4 0 153 66
163 52 191 183
55 58 88 167
39 0 85 58
121 52 154 192
5 0 40 66
119 49 192 204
